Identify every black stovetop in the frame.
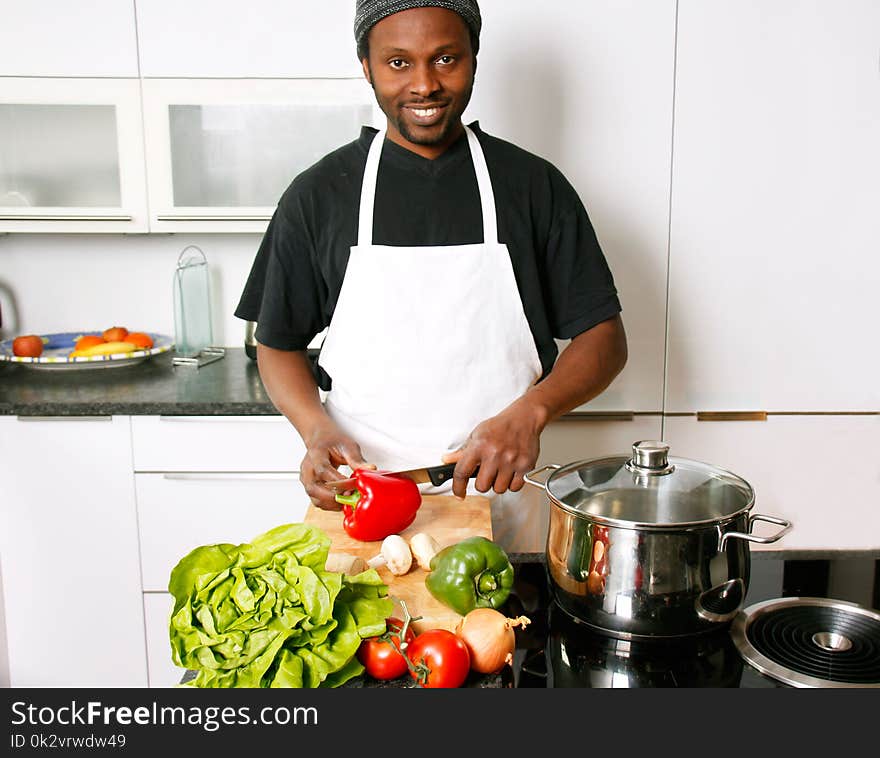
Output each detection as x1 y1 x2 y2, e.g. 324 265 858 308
502 555 880 688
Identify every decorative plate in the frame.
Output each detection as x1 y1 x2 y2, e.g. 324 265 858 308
0 331 174 370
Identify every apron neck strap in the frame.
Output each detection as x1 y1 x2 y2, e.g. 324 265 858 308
357 125 499 246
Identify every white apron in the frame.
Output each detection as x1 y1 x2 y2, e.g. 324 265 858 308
319 126 545 552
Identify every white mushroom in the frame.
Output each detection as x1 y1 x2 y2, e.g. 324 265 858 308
409 532 440 571
325 552 368 575
366 534 412 576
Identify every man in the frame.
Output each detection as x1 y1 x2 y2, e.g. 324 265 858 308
235 0 627 552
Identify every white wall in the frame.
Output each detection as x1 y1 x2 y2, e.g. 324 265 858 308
0 233 261 348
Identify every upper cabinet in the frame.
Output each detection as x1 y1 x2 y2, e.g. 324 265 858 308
0 0 138 77
135 0 362 78
0 78 149 233
141 78 380 233
666 0 880 412
466 0 677 413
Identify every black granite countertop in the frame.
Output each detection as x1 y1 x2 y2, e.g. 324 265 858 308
0 347 279 416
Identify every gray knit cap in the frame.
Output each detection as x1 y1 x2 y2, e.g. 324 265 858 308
355 0 482 57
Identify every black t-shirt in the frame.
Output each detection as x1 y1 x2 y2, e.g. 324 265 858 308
235 122 621 387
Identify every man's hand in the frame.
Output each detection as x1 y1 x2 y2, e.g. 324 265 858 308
255 344 376 511
300 419 375 511
442 401 544 499
442 315 628 499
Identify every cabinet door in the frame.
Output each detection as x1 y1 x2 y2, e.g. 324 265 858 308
141 78 381 233
131 415 307 472
663 415 880 551
0 416 147 687
667 1 880 412
538 416 663 467
0 1 137 77
0 79 149 232
144 593 181 688
136 472 311 591
467 0 677 412
136 0 362 78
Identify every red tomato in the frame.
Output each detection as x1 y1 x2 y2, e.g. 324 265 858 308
406 629 471 688
12 335 43 357
357 617 415 680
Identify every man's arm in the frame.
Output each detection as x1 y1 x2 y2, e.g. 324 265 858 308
443 314 628 497
256 343 373 509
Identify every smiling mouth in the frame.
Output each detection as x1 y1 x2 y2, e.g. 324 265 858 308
406 104 445 124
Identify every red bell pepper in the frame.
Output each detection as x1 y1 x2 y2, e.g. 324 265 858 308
334 469 422 542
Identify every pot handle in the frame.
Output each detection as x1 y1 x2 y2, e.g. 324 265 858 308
720 514 792 551
524 464 561 490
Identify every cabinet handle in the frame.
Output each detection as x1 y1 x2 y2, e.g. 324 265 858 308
697 411 768 422
161 473 299 481
559 411 635 421
16 415 112 421
0 214 133 221
157 415 281 422
156 214 272 221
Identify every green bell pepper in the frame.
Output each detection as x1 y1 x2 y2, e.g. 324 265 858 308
425 536 515 615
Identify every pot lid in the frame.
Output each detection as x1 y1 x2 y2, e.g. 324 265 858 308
543 440 755 527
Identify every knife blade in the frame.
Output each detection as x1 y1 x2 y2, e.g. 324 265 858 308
326 463 480 492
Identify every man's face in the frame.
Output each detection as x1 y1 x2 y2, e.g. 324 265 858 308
362 7 475 158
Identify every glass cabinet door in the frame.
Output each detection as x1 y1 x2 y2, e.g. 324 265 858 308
142 79 381 233
0 78 148 232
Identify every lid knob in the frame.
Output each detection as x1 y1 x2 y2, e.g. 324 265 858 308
630 440 672 471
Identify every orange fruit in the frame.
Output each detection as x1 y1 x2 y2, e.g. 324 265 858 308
124 332 154 349
75 334 105 351
103 326 128 342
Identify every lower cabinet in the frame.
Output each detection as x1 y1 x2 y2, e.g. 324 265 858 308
0 416 147 687
143 593 179 688
537 415 663 465
131 416 311 687
136 473 310 687
663 415 880 551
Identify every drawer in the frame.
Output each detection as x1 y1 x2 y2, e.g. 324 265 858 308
135 472 311 591
131 415 307 472
144 593 182 688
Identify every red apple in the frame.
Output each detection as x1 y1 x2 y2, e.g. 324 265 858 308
12 334 44 357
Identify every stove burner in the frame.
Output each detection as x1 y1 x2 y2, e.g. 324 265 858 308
812 631 852 653
731 597 880 688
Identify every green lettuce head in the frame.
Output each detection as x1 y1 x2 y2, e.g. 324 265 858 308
168 523 392 688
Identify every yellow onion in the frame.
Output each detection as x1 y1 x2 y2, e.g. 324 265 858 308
454 608 531 674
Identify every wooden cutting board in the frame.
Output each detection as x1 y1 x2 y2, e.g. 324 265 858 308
304 494 493 633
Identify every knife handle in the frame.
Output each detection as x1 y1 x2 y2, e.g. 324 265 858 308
428 463 480 487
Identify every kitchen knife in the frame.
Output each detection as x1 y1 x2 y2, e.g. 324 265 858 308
326 463 480 491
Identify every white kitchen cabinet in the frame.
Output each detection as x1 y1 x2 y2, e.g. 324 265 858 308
467 0 677 413
0 416 147 687
136 472 310 592
135 0 362 78
143 593 181 688
666 0 880 412
131 415 307 471
137 473 310 687
0 1 138 77
537 415 663 467
141 78 380 233
0 78 149 233
130 414 312 687
663 414 880 551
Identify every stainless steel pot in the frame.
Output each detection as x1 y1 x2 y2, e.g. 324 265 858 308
525 440 792 640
